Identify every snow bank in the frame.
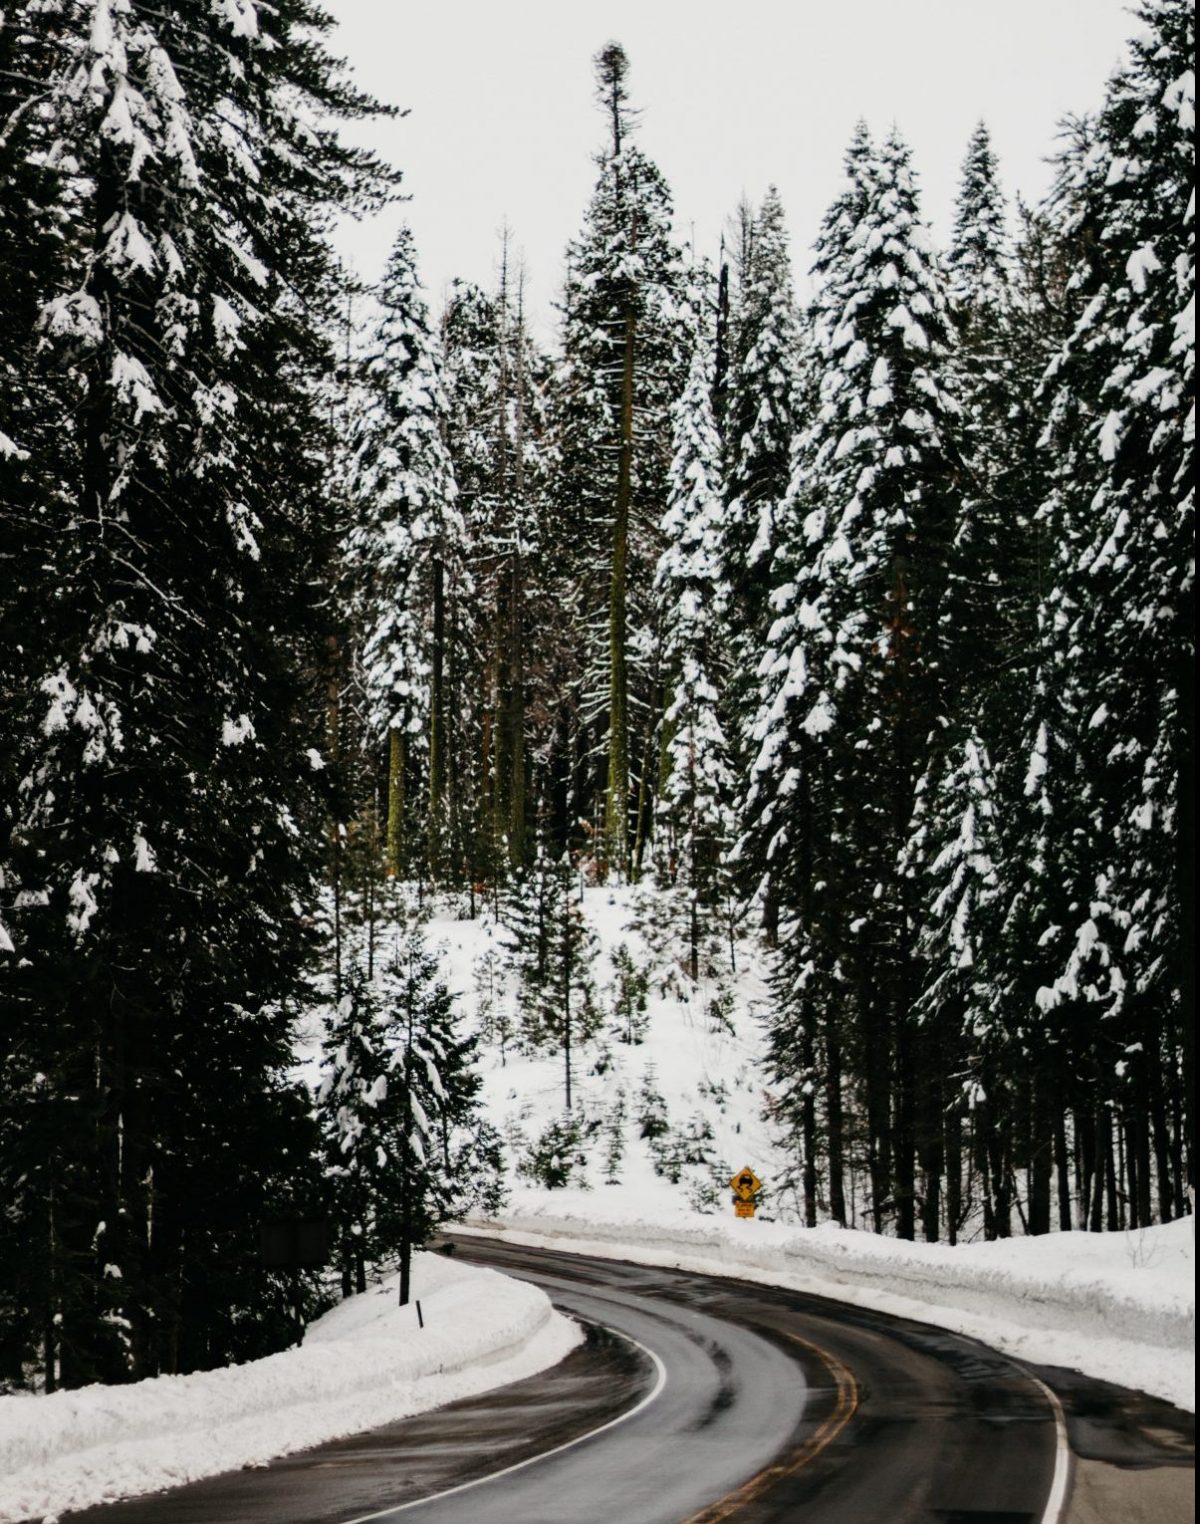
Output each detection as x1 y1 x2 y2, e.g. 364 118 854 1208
465 1189 1195 1411
0 1251 582 1524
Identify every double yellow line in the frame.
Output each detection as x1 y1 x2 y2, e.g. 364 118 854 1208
681 1329 859 1524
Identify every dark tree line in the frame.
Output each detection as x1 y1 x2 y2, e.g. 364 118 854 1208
0 0 395 1388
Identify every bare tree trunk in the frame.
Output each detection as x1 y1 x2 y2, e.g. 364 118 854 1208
826 1032 847 1228
1054 1099 1073 1231
428 557 447 881
387 727 405 878
603 303 636 878
945 1103 962 1246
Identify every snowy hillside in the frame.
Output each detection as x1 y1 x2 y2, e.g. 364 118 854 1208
462 885 781 1207
297 882 789 1222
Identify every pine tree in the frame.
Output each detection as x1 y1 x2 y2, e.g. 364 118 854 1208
550 43 686 876
440 277 500 886
320 970 395 1297
904 731 1006 1241
347 227 470 884
503 843 600 1108
319 925 498 1307
0 29 76 1347
750 124 966 1237
0 0 394 1386
1025 0 1194 1224
721 187 803 660
655 337 735 979
609 943 649 1044
942 124 1023 682
441 252 546 880
387 927 498 1305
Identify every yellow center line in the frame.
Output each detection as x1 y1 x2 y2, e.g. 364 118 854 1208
679 1329 860 1524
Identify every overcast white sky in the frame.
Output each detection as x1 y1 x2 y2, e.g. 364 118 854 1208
328 0 1136 335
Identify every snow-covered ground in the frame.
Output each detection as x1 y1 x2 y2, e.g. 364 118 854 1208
463 1186 1195 1411
296 883 790 1216
0 1251 581 1524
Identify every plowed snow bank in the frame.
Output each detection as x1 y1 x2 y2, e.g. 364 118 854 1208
0 1251 581 1523
465 1191 1194 1410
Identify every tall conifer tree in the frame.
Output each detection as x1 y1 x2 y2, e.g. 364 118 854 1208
1024 0 1194 1222
0 0 394 1385
347 227 469 884
750 125 966 1237
655 339 734 979
551 43 685 876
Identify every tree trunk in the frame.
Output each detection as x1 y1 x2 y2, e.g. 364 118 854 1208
801 1021 818 1228
1028 1075 1053 1235
603 304 636 879
945 1103 962 1246
387 726 405 878
826 1031 847 1228
1172 605 1195 1184
1054 1099 1073 1231
894 1011 916 1241
428 556 447 880
1089 1109 1106 1232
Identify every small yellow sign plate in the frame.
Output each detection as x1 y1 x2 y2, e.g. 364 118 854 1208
734 1200 757 1219
729 1166 763 1201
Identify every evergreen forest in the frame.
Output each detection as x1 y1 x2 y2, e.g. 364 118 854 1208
0 0 1193 1391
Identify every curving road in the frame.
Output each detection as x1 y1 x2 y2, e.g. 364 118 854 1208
70 1236 1194 1524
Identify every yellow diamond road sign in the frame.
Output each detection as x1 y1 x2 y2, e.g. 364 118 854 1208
730 1166 762 1201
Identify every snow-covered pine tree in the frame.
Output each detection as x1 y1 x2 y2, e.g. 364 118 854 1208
440 277 501 886
948 124 1012 315
320 971 395 1296
721 187 803 668
903 731 1006 1242
550 43 686 877
440 250 547 881
654 334 735 980
609 942 649 1044
1024 0 1194 1227
0 0 394 1386
749 124 966 1237
941 124 1025 687
926 125 1118 1241
502 842 600 1108
321 927 498 1307
0 0 70 633
900 126 1042 1242
0 12 75 1245
347 227 470 886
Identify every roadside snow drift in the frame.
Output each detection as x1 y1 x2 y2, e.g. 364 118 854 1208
0 1251 582 1524
465 1188 1195 1411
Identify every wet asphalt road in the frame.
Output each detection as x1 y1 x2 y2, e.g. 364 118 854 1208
68 1236 1194 1524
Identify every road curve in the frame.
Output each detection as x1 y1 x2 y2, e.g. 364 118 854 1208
68 1236 1194 1524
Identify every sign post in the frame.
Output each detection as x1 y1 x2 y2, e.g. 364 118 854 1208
729 1165 763 1219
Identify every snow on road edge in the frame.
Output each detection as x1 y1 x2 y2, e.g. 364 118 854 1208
0 1252 582 1524
461 1193 1195 1412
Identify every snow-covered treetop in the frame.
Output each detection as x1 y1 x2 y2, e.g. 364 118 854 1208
724 185 803 577
948 123 1013 313
659 342 727 609
347 225 467 737
803 123 960 561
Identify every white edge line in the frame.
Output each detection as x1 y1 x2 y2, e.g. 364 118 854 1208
335 1320 668 1524
1029 1374 1072 1524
